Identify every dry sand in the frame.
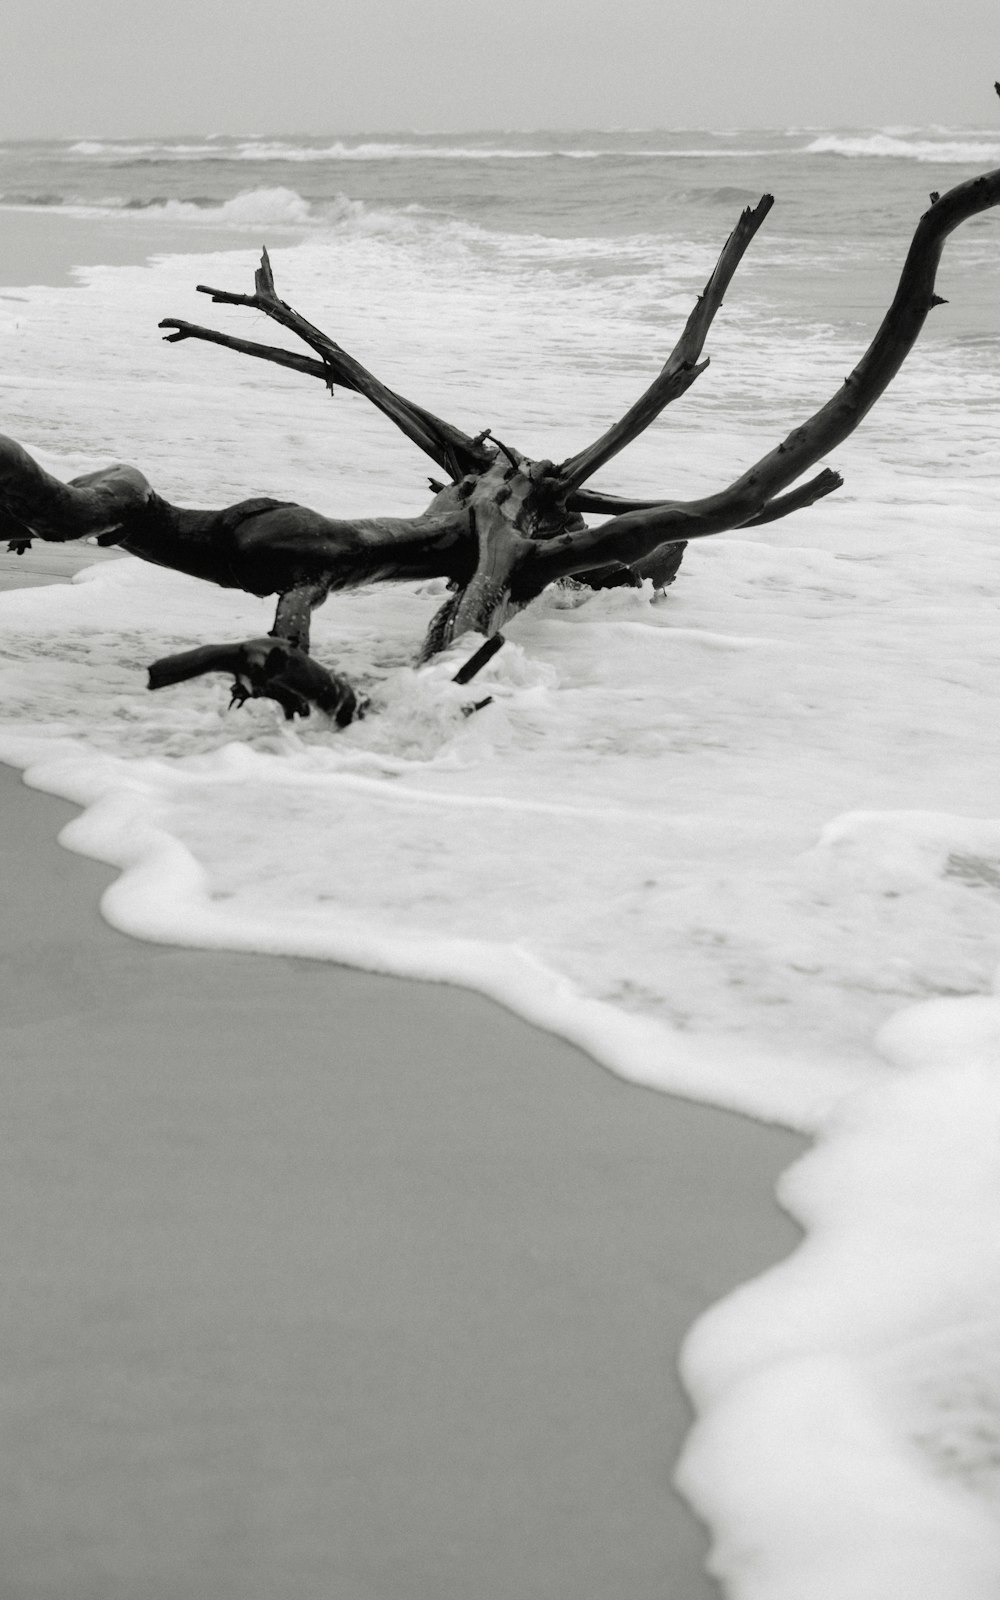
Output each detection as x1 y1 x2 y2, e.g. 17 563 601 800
0 547 806 1599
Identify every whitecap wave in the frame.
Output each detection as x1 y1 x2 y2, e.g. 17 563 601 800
132 185 320 226
64 136 782 164
240 142 780 162
9 185 335 229
806 132 1000 163
68 139 226 159
67 137 610 162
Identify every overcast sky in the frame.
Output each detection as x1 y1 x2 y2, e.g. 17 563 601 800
2 0 998 136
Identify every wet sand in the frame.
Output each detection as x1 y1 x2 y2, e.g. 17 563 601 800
0 552 806 1598
0 204 267 289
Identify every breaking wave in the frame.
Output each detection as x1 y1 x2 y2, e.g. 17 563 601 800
121 185 322 225
806 133 1000 163
0 186 362 229
60 132 1000 169
66 138 614 162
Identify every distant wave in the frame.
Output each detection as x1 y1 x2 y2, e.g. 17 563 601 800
123 185 324 225
0 186 353 228
68 138 601 162
0 191 65 208
221 141 782 162
65 137 780 163
64 133 1000 167
68 140 217 159
806 133 1000 163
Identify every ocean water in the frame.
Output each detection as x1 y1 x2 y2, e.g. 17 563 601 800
2 128 1000 1595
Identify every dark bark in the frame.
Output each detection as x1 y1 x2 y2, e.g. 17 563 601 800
1 152 998 724
161 248 491 481
528 166 1000 588
555 194 774 494
147 636 362 724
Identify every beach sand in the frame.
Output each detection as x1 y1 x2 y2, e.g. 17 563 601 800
0 546 806 1598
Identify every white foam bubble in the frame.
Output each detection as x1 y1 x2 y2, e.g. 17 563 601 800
1 188 999 1596
806 133 1000 163
679 989 1000 1594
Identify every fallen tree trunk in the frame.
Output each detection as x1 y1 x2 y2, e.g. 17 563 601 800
2 141 999 723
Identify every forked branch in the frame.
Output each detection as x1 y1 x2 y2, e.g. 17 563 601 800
161 249 492 480
555 194 774 493
739 468 845 529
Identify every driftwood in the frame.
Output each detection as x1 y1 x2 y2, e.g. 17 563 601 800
2 150 999 723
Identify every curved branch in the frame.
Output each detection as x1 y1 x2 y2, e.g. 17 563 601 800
569 467 843 525
555 195 774 493
529 166 1000 585
164 250 491 480
629 470 844 588
0 435 154 541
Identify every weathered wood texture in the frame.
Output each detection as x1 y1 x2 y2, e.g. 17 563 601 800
2 152 998 722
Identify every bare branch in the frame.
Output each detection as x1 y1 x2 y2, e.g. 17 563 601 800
158 318 483 479
527 167 1000 587
570 467 843 525
555 195 774 493
567 487 677 516
164 250 491 480
160 320 329 381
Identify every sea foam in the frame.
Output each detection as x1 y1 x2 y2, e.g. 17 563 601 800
1 179 999 1596
806 132 1000 163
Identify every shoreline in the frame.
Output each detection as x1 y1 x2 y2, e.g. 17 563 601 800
0 205 275 289
0 549 807 1598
